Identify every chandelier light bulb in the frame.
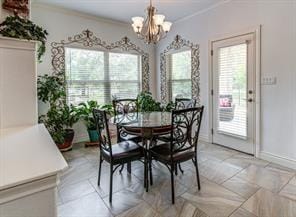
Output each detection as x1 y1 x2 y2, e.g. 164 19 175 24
162 21 172 32
132 24 142 33
132 17 144 27
153 14 165 26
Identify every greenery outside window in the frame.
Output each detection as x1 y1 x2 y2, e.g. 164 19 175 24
65 47 141 105
168 50 192 100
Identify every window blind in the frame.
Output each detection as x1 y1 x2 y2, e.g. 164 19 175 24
168 50 192 100
217 43 247 137
65 48 141 105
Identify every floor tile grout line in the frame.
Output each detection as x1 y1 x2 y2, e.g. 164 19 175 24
226 187 261 217
57 191 100 209
277 174 295 194
99 188 144 217
60 144 296 217
219 163 246 185
87 172 142 200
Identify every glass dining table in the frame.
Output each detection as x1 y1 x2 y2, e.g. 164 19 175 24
110 112 172 191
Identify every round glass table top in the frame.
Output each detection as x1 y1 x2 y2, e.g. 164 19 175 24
110 112 172 129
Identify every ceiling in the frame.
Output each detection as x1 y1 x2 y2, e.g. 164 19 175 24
32 0 226 23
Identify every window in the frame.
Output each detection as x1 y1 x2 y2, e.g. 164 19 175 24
65 48 141 105
217 43 247 137
168 50 192 100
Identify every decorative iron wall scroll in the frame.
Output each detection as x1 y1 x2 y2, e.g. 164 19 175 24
160 35 200 104
51 29 150 92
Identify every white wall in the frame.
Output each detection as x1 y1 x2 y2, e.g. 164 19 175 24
156 1 296 165
31 4 156 142
30 1 296 166
0 0 9 22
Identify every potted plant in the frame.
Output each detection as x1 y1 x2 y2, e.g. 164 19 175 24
137 91 174 112
60 103 80 151
0 15 48 62
76 101 115 143
76 100 100 142
37 74 79 151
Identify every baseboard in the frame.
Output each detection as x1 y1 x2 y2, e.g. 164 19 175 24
259 151 296 170
199 133 210 143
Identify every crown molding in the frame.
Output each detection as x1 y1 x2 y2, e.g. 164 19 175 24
31 2 129 27
175 0 233 24
32 1 233 29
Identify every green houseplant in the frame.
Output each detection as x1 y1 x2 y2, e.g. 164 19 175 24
137 91 174 112
38 74 79 151
76 100 100 142
0 15 48 62
76 101 114 143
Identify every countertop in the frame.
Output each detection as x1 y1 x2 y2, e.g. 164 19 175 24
0 124 68 191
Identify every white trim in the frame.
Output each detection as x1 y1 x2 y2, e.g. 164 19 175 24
31 3 128 27
208 26 261 157
259 151 296 170
0 36 37 51
0 175 58 204
175 0 233 24
199 133 210 143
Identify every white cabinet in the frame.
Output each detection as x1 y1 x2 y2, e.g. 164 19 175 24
0 37 37 129
0 125 68 217
0 37 68 217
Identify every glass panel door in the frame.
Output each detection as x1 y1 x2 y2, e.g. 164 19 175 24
212 33 255 154
218 43 247 138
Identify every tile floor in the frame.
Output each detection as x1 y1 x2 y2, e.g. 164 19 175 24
58 142 296 217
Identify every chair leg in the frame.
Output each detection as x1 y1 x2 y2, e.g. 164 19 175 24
109 164 113 203
127 162 132 174
175 163 178 176
171 164 175 204
149 154 153 185
178 163 184 174
144 151 149 192
119 164 124 173
97 157 103 186
194 157 201 190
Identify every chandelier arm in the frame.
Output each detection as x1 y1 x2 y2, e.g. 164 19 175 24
131 0 171 44
137 33 146 40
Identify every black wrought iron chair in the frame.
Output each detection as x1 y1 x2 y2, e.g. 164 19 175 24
157 98 197 148
150 106 204 204
112 99 142 173
175 98 197 110
93 108 143 203
112 99 141 143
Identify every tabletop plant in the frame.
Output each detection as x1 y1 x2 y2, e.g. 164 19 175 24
137 91 174 112
0 15 48 62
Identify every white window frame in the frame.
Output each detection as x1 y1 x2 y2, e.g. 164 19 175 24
167 49 192 101
65 46 142 105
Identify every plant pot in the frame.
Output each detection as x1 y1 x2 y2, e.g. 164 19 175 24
57 129 75 152
88 129 99 142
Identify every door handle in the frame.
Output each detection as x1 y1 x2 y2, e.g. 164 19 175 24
248 98 253 102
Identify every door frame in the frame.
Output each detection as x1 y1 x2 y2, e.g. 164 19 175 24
208 26 261 157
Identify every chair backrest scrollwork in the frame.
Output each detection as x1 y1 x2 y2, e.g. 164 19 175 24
170 106 204 155
175 98 197 110
93 109 112 156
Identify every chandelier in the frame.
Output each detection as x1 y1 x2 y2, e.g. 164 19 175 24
131 0 172 44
